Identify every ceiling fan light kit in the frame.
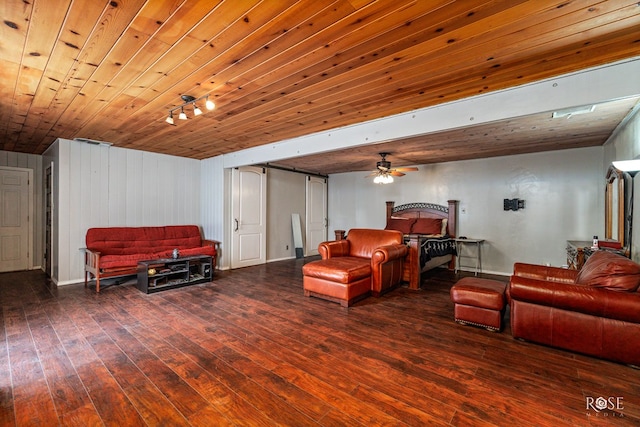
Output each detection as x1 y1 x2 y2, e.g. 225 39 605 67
374 174 394 184
166 94 215 124
369 152 418 184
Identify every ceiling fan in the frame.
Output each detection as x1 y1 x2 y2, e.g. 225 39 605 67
367 153 418 183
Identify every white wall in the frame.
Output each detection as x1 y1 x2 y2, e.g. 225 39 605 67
44 139 202 285
0 150 43 269
329 147 603 275
267 169 306 261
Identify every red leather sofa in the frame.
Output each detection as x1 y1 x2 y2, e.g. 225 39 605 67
508 250 640 366
85 225 218 292
302 229 408 306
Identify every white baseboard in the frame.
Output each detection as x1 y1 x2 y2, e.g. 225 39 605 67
267 256 297 263
456 267 510 277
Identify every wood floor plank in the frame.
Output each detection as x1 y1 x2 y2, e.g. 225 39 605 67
85 317 195 425
0 263 639 426
74 360 147 427
4 307 59 426
0 306 16 426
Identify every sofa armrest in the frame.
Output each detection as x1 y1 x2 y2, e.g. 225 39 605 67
371 244 409 265
319 240 349 259
202 239 220 251
85 248 101 271
201 239 220 270
513 262 577 283
509 276 640 324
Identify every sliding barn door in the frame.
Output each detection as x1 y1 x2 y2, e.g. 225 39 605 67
305 176 327 256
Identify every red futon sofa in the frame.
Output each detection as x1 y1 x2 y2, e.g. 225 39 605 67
85 225 218 292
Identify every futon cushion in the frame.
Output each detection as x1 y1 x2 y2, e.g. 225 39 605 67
576 250 640 292
87 225 205 255
98 245 215 270
100 253 161 270
155 245 216 260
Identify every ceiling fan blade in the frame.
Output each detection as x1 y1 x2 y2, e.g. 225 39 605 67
365 171 378 177
394 167 418 172
390 171 405 177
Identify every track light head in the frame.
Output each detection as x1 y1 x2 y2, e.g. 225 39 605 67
165 112 174 124
206 98 215 110
193 104 203 116
179 107 187 120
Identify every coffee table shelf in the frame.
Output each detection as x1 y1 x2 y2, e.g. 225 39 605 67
137 255 212 293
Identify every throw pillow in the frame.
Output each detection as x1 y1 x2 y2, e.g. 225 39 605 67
385 217 416 234
576 250 640 292
411 218 443 235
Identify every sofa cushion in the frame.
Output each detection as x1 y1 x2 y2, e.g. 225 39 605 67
87 225 205 255
576 250 640 292
99 253 160 270
98 245 216 270
155 245 216 260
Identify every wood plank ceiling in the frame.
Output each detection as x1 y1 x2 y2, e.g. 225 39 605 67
1 0 639 174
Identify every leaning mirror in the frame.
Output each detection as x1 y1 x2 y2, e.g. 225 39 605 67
605 165 625 246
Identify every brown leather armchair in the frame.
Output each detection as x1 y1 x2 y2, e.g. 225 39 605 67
303 229 408 306
508 250 640 366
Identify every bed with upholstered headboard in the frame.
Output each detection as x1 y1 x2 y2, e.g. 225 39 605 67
385 200 459 290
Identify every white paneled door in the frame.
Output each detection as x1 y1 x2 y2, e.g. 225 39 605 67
305 176 327 256
0 168 31 272
231 166 267 268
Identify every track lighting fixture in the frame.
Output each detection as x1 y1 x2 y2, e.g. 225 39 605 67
166 94 215 124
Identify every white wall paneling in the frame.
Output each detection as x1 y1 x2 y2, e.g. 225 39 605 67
200 155 226 268
46 139 203 285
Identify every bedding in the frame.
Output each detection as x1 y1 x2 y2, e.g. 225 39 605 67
417 236 457 268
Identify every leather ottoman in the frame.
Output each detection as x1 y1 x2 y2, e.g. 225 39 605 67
303 257 372 307
450 277 507 331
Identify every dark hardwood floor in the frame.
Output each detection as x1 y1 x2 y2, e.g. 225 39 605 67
0 259 638 426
